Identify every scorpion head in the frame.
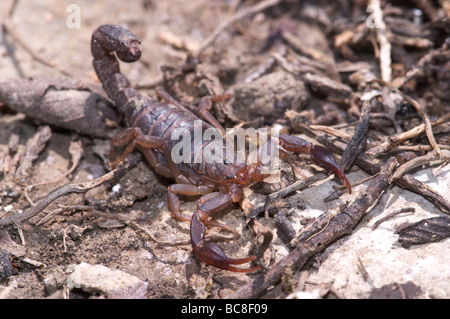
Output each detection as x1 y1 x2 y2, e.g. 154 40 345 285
230 163 265 186
231 165 250 185
226 163 266 204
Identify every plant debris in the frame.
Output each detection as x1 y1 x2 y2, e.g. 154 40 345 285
396 216 450 248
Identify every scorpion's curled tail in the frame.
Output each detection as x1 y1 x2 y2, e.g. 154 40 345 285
92 24 141 64
91 25 144 118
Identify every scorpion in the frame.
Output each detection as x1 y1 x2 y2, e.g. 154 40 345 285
91 24 352 272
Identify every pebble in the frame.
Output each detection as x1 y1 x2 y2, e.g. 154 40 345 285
67 262 148 298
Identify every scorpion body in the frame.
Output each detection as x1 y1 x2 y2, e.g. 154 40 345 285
91 25 351 272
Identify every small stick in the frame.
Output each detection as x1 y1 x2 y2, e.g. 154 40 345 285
325 173 379 202
371 207 416 231
357 257 374 287
20 257 45 268
396 174 450 216
391 87 440 157
14 221 26 246
36 204 92 226
393 144 450 152
309 125 353 141
369 0 392 83
391 150 450 182
335 173 379 191
247 172 329 219
196 0 281 57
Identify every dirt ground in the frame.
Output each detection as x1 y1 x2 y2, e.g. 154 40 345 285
0 0 449 299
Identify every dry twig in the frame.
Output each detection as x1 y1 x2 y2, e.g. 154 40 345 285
369 0 392 83
36 204 92 226
371 207 415 231
246 172 329 219
391 150 450 182
196 0 281 57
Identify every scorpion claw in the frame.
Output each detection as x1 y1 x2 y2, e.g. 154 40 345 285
194 243 261 273
191 209 260 273
279 135 352 194
310 145 352 194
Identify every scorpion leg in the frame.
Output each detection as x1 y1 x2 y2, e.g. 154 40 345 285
279 134 352 194
138 149 173 178
195 192 240 238
190 193 261 273
167 183 213 222
279 149 303 177
198 95 231 137
110 127 164 168
155 88 191 113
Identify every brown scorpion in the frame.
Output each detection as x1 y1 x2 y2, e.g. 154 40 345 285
91 25 352 272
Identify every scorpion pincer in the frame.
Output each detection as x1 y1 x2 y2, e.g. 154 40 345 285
91 24 352 272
